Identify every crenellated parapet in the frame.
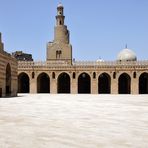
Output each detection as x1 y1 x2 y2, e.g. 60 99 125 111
18 60 148 70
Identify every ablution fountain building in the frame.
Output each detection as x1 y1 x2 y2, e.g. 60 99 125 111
2 3 148 95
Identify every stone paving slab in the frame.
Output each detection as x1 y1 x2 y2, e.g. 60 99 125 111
0 94 148 148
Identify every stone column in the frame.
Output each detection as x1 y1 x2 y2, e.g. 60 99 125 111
2 78 6 97
91 78 98 94
50 78 57 94
71 78 77 94
111 78 118 94
11 78 17 96
30 78 37 93
131 77 138 94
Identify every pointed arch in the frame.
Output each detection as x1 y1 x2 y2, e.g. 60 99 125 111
93 72 96 79
6 63 11 95
52 72 55 79
73 72 76 79
78 72 91 94
37 73 50 93
118 73 131 94
98 73 111 94
57 72 70 93
139 72 148 94
32 72 35 79
18 72 29 93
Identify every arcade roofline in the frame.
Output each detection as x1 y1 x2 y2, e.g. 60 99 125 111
18 60 148 69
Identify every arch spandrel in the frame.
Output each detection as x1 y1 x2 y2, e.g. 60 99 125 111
18 71 31 80
36 72 50 80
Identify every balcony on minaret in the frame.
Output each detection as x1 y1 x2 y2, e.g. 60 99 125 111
56 3 65 26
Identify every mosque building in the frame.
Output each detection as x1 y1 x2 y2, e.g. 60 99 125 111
16 3 148 94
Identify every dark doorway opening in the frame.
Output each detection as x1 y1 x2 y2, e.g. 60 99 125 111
6 64 11 95
139 73 148 94
98 73 111 94
78 73 91 94
58 73 70 93
18 73 29 93
37 73 50 93
118 73 131 94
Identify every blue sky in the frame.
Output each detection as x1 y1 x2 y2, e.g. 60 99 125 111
0 0 148 61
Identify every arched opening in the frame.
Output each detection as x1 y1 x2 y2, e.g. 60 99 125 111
6 63 11 95
18 73 29 93
32 72 35 79
98 73 111 94
37 73 50 93
52 72 55 79
133 72 136 78
78 73 91 94
118 73 131 94
139 73 148 94
93 72 96 79
58 72 70 93
73 72 76 79
113 72 116 79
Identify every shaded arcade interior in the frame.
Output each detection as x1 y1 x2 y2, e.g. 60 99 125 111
139 73 148 94
118 73 131 94
78 73 91 94
37 73 50 93
58 73 70 93
18 73 29 93
98 73 111 94
6 63 11 95
17 72 148 94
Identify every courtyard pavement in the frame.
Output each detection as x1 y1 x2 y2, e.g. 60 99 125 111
0 94 148 148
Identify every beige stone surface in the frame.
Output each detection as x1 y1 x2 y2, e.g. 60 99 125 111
0 94 148 148
0 33 17 97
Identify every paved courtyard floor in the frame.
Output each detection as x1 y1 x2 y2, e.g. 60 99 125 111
0 94 148 148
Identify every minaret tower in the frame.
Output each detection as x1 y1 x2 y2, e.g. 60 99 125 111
47 3 72 64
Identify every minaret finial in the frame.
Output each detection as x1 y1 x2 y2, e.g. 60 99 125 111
58 2 63 8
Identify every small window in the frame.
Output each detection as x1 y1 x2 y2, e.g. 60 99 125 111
52 72 55 79
113 72 116 79
56 50 62 59
133 72 136 78
32 72 35 79
93 72 96 79
73 72 76 79
60 20 62 25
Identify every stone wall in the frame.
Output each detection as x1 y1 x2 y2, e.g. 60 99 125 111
0 51 17 97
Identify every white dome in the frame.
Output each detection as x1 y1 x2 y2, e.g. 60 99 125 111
96 58 104 62
117 48 137 61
